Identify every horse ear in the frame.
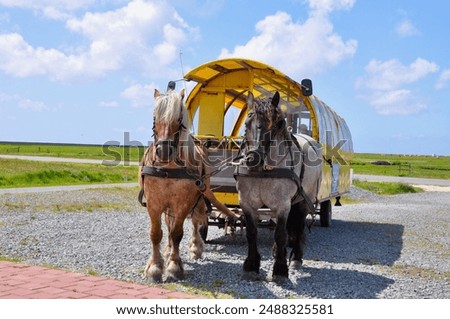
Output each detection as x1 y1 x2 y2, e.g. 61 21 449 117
247 92 254 109
180 88 185 100
271 91 280 107
154 89 160 98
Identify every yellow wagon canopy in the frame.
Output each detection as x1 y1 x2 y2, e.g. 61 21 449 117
184 58 352 155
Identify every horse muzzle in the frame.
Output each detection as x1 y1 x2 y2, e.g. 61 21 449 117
155 140 175 161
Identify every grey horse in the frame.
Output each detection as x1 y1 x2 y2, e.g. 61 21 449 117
235 91 322 282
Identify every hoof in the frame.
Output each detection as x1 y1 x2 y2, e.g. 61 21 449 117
241 271 262 281
272 274 289 285
165 272 184 282
289 259 303 270
143 264 163 283
165 261 184 282
273 262 289 278
189 242 203 260
189 251 202 260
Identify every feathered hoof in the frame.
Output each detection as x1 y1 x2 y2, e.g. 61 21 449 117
165 261 184 282
143 264 163 283
289 259 303 270
241 271 262 281
189 241 204 260
271 274 289 285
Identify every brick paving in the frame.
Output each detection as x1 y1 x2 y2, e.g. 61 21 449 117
0 261 197 299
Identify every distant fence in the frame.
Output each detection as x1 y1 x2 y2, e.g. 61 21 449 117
398 163 412 175
6 147 20 153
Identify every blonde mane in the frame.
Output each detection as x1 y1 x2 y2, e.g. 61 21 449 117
154 90 189 130
153 89 198 167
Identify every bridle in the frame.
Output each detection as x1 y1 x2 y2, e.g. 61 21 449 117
243 102 286 169
152 97 187 166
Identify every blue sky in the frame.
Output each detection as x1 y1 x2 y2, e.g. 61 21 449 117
0 0 449 155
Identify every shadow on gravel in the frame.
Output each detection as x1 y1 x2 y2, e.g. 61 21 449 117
198 219 403 298
288 266 395 298
208 218 404 267
306 219 404 266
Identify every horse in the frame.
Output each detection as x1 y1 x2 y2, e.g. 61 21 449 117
234 91 322 282
138 87 238 282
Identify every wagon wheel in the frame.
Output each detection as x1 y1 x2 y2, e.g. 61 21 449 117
319 200 332 227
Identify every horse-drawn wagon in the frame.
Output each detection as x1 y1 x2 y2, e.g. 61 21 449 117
138 58 353 281
183 58 353 230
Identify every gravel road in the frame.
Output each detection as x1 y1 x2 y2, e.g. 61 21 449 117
0 185 449 298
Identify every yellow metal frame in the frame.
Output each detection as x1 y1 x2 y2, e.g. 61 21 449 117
184 58 353 205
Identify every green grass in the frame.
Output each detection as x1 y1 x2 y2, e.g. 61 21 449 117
0 142 146 162
353 180 423 195
0 158 137 188
2 143 450 183
1 187 141 213
352 153 450 179
0 256 22 263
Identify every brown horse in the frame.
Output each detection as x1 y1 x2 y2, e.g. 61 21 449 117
138 88 237 282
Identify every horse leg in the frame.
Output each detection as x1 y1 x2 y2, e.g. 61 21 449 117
165 213 186 281
144 208 164 283
272 205 290 282
189 204 206 259
242 204 261 281
287 201 308 269
163 210 173 259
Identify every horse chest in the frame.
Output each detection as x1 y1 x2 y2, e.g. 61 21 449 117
144 177 200 207
237 177 297 209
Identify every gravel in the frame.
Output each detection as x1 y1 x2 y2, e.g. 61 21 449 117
0 185 449 299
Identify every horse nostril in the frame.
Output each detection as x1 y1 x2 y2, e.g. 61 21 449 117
155 143 173 160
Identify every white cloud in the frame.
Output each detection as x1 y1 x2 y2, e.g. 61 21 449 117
220 8 357 78
435 69 450 90
99 100 119 108
358 58 439 91
356 58 439 115
121 83 155 108
0 0 97 19
18 98 49 112
395 20 420 37
307 0 355 14
0 92 49 112
368 89 426 115
0 0 198 81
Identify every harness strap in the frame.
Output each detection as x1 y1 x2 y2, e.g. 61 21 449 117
234 166 317 214
138 188 147 207
141 166 199 180
138 166 205 207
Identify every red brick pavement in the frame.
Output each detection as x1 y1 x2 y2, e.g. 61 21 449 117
0 261 197 299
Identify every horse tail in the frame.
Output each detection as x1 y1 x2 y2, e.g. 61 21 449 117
202 188 240 219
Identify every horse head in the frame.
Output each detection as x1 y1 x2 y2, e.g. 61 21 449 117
153 88 187 162
244 91 283 168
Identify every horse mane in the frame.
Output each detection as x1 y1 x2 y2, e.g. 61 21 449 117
253 95 289 139
153 90 189 129
153 90 198 168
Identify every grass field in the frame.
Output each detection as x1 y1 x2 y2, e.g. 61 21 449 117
0 158 136 188
1 142 449 189
352 153 450 179
352 180 422 195
0 142 145 162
